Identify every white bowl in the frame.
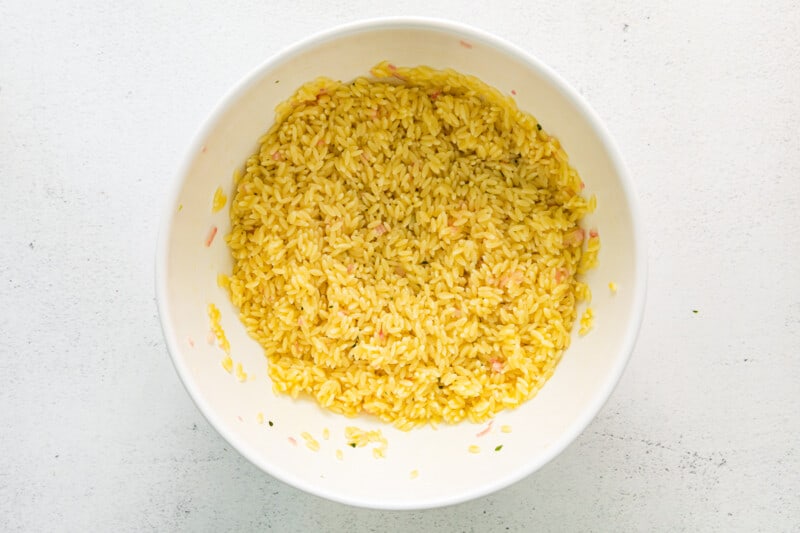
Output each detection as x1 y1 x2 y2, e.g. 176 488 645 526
156 18 646 510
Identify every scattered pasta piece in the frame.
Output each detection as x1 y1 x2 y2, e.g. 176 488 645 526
235 362 247 382
207 303 230 354
212 186 227 213
345 426 388 458
579 307 594 336
301 432 320 452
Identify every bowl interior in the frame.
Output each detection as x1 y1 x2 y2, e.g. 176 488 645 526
157 20 644 509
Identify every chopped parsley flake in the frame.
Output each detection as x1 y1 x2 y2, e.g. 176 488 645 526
495 445 503 451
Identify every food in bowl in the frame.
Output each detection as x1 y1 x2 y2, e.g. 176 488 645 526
221 61 598 430
158 19 645 509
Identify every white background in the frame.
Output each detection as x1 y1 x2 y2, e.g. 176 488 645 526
1 1 798 531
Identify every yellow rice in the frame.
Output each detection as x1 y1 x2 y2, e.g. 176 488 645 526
226 62 596 429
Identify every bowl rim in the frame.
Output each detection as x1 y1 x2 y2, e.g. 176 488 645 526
155 16 648 510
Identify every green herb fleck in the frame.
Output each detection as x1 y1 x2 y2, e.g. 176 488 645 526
692 309 699 314
268 420 274 427
349 442 357 448
536 123 542 131
421 260 429 265
495 445 503 452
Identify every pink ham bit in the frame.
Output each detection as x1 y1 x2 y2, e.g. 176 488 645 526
374 223 388 236
580 181 585 190
317 139 326 147
288 437 297 446
394 266 407 277
490 359 504 374
554 268 568 283
563 228 585 247
459 40 473 49
347 263 355 274
201 145 207 153
207 330 215 345
297 317 304 327
447 217 460 235
511 89 517 96
430 90 440 101
378 329 386 343
385 63 406 80
204 226 218 247
186 337 195 348
271 151 282 161
237 416 243 422
386 63 406 81
476 420 494 437
589 229 599 239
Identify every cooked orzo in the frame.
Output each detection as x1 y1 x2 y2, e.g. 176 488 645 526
225 62 597 430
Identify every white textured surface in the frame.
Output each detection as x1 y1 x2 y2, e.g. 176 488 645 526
0 1 797 531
